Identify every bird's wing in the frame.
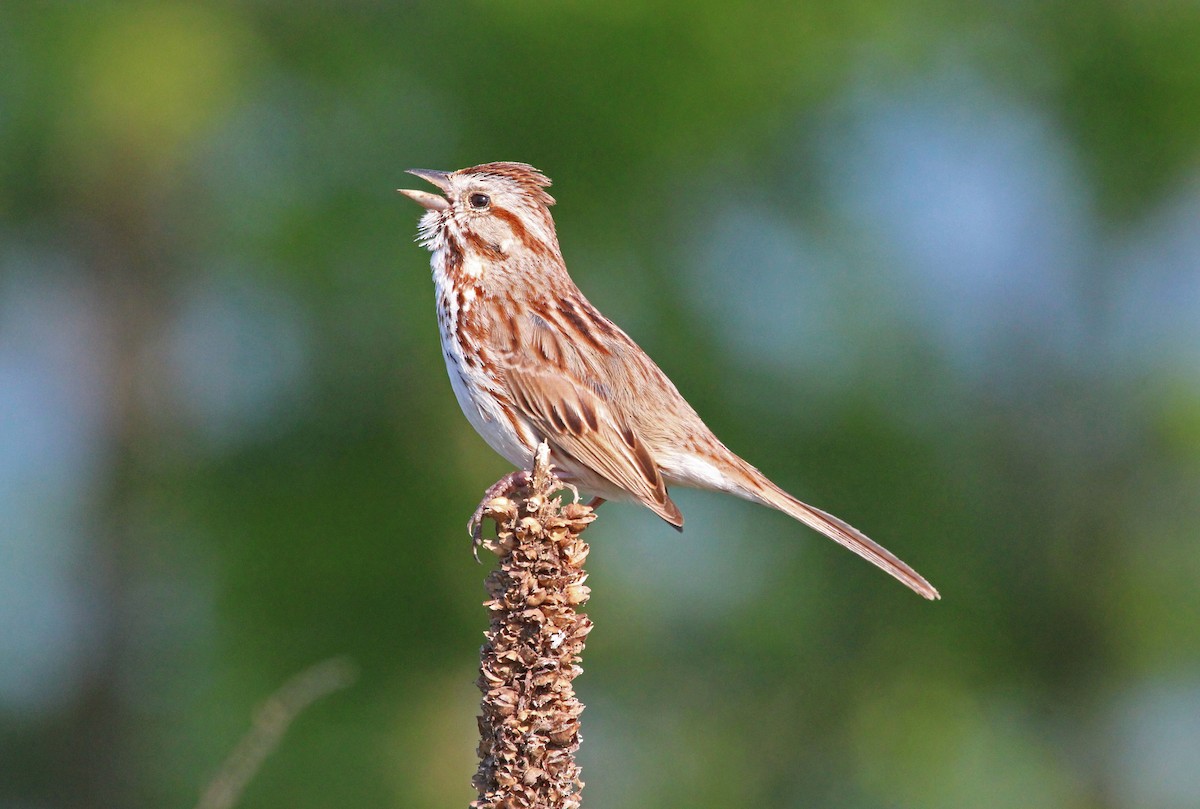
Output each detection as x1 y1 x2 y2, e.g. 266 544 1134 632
503 366 683 527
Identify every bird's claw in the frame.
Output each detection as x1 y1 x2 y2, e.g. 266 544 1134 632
466 470 531 562
467 511 485 563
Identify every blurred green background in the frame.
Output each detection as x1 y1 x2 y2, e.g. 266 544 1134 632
2 2 1199 808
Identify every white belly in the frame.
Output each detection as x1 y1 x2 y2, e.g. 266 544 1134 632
428 238 539 474
442 345 535 470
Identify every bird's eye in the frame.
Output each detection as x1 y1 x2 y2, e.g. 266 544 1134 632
469 192 490 209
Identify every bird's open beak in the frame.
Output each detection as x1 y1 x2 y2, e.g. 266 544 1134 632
397 169 451 210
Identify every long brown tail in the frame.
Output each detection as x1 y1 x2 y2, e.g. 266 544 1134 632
749 476 940 600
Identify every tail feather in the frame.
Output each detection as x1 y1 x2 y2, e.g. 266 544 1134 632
650 494 685 531
754 479 939 600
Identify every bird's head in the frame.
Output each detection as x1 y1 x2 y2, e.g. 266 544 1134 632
399 162 560 265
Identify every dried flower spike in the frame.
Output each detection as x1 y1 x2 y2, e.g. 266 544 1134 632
471 443 594 809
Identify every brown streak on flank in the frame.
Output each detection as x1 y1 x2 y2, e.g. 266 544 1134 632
621 427 637 448
458 307 483 346
444 234 463 278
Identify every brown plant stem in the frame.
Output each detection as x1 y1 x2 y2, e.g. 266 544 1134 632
195 658 358 809
471 443 596 809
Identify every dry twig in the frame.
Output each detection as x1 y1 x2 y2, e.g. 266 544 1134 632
195 657 358 809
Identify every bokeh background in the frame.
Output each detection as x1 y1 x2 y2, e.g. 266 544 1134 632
3 2 1199 808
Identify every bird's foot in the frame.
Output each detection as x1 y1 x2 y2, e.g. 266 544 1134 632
467 470 531 561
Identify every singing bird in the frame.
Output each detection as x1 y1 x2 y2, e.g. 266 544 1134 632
400 162 938 599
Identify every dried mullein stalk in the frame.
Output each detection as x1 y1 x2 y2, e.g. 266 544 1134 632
471 443 596 809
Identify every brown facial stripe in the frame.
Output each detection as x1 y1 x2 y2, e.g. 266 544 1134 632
491 207 550 257
462 229 504 260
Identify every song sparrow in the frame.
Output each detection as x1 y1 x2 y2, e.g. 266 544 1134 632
399 162 938 599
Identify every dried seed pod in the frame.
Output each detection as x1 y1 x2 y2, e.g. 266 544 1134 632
485 496 517 518
547 723 578 747
471 444 592 809
561 502 591 521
